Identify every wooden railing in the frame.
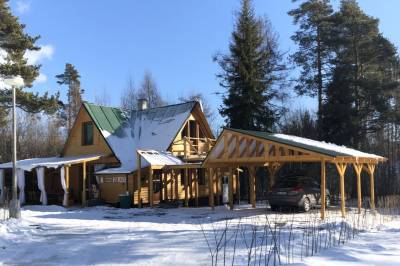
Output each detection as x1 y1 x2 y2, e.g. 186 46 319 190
172 137 216 160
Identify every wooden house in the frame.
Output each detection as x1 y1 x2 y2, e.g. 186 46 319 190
60 100 229 207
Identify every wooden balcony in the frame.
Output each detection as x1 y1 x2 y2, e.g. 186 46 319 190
171 137 216 162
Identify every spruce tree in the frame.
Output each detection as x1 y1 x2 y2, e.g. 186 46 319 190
288 0 333 138
215 0 286 131
0 0 60 125
56 63 84 131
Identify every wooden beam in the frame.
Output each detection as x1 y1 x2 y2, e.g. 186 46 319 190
208 168 214 209
335 163 347 218
353 163 363 214
228 168 234 210
320 159 326 220
249 166 257 208
149 167 154 208
184 168 189 207
235 136 241 158
137 152 142 208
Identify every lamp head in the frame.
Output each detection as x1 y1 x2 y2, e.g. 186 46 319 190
3 75 24 88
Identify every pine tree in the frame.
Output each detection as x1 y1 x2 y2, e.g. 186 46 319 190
215 0 286 131
322 0 399 148
0 0 60 124
56 63 84 131
288 0 333 138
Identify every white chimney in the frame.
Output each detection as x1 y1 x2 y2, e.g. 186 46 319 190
137 98 148 111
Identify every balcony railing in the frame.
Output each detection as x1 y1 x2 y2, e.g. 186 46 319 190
172 137 216 161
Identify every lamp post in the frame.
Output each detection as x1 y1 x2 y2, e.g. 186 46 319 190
2 76 24 218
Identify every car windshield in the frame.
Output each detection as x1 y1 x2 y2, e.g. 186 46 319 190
276 177 313 188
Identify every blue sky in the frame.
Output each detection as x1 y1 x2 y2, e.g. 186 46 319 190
8 0 400 126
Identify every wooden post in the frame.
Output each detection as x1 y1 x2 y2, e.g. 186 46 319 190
267 162 281 192
65 165 70 207
82 161 87 207
249 166 256 208
353 163 363 214
320 159 326 220
367 164 376 211
184 168 189 207
137 152 142 208
236 167 240 204
174 170 179 201
215 168 220 206
163 171 168 202
208 168 214 210
149 167 153 208
335 163 347 218
228 168 234 210
195 169 199 207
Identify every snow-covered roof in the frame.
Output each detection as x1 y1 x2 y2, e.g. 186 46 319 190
217 128 385 160
95 150 183 175
84 101 197 173
0 154 103 172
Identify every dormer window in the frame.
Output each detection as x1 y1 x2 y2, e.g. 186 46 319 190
82 121 94 146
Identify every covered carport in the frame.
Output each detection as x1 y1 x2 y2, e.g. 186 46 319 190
0 154 102 207
203 128 387 219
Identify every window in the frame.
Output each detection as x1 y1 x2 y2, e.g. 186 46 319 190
82 121 94 145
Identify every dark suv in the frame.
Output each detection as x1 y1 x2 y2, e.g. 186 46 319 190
267 176 330 212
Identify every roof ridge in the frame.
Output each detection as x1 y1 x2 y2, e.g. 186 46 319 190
84 100 198 113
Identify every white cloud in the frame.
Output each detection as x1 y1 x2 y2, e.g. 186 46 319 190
34 73 47 84
25 45 54 65
16 1 31 14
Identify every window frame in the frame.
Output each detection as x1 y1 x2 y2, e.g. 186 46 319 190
82 121 94 146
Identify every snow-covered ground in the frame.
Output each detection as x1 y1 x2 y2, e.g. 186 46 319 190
0 204 398 265
296 220 400 266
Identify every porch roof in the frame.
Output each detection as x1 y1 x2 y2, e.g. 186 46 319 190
0 154 103 172
95 150 184 175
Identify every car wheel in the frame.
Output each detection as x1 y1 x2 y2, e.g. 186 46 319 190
326 196 331 208
302 198 311 212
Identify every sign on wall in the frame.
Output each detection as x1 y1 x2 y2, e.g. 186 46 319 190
100 176 126 184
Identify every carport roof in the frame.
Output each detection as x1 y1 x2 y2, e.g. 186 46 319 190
227 128 385 160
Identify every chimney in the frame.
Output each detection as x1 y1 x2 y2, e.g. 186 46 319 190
137 98 148 111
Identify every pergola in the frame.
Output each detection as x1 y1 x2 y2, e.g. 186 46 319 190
0 154 103 206
202 128 387 219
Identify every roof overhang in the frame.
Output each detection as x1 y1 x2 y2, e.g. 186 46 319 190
0 154 104 172
203 128 387 167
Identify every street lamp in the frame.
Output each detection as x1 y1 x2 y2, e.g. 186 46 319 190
2 75 24 219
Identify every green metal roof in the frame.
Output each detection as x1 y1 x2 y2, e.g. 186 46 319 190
83 102 126 134
227 128 361 158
